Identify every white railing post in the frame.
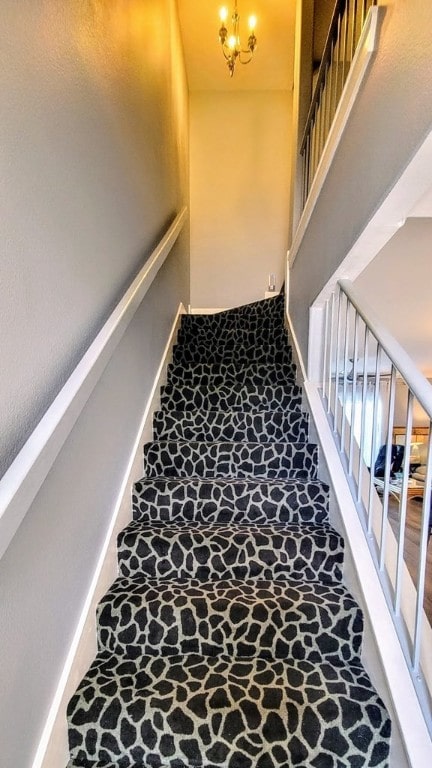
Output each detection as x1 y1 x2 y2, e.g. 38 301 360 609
318 278 432 735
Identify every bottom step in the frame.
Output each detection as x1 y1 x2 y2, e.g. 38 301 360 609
68 653 391 768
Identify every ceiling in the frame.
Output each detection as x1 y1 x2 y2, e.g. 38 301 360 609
177 0 297 92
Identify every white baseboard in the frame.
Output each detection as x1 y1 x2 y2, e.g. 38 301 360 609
34 303 186 768
188 307 228 315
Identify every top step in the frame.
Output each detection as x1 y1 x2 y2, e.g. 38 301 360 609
167 361 297 388
177 325 289 348
172 342 292 366
183 295 284 331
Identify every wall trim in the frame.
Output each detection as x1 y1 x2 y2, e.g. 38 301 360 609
0 207 188 562
188 307 228 315
33 303 186 768
289 7 381 269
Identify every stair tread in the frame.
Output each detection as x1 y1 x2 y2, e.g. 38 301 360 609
117 520 344 583
132 476 329 525
68 652 390 768
153 409 309 443
68 294 391 768
172 346 293 365
97 576 363 664
143 440 318 481
167 365 297 388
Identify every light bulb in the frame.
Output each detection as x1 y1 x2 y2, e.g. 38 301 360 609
248 15 257 31
228 35 237 50
219 7 228 23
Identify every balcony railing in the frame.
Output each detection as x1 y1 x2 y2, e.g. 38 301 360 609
320 279 432 733
300 0 377 208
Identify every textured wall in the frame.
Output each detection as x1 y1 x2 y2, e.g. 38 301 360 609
0 0 188 477
190 90 292 308
0 1 189 764
289 0 432 363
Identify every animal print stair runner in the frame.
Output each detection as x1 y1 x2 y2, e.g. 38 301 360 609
67 294 391 768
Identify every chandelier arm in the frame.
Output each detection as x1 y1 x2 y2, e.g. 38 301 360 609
218 3 257 76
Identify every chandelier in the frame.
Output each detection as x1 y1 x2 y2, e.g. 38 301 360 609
218 2 257 77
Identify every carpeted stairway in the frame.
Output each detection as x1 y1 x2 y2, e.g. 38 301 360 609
67 294 391 768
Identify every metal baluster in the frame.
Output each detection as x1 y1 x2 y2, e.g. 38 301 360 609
322 299 329 401
348 310 359 476
333 287 343 433
342 1 350 86
311 111 317 180
413 423 432 672
340 297 351 454
305 134 311 202
349 0 358 63
367 343 382 534
357 324 369 504
327 292 336 415
379 364 396 570
394 390 414 616
334 13 342 110
326 54 333 140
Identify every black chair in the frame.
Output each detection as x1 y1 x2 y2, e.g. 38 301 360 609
374 444 404 478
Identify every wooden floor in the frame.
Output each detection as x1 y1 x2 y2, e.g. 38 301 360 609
387 495 432 625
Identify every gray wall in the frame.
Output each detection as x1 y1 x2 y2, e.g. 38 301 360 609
289 0 432 363
0 0 188 477
0 0 189 763
354 218 432 377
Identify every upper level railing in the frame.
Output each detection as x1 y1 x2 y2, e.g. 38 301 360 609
300 0 377 208
320 279 432 734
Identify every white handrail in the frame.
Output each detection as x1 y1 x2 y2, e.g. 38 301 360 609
0 207 188 560
321 278 432 738
339 279 432 417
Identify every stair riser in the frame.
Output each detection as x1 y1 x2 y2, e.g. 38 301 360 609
160 385 301 413
153 411 309 443
182 295 284 329
117 522 344 583
97 579 363 665
132 478 329 526
167 362 297 388
68 654 390 768
143 441 318 481
177 327 289 348
172 346 292 366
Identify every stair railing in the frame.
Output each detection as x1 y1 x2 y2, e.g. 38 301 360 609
320 279 432 732
300 0 377 208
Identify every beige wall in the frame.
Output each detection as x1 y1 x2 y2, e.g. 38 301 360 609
0 0 189 478
190 90 292 308
0 1 189 764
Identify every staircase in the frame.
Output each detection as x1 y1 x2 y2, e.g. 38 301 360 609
67 295 391 768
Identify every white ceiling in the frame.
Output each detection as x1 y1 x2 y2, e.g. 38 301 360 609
177 0 296 91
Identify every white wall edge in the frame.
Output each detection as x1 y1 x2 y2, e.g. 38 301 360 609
285 308 308 384
0 207 188 561
33 302 186 768
312 126 432 308
305 380 432 767
289 6 381 269
307 305 325 383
